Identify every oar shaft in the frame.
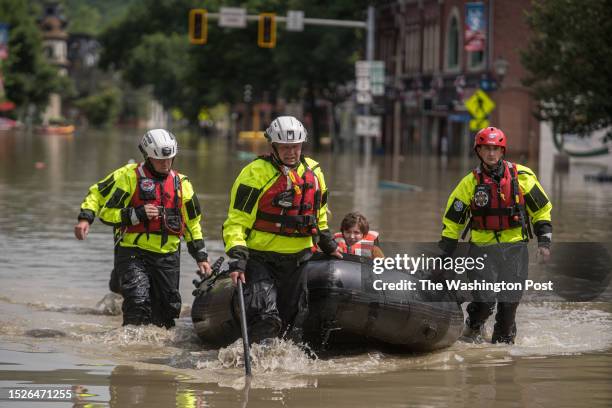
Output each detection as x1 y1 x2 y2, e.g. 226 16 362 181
237 280 252 376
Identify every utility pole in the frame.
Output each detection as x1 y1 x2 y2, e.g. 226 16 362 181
393 4 405 173
363 6 375 161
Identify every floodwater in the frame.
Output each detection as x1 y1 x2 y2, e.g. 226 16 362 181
0 128 611 407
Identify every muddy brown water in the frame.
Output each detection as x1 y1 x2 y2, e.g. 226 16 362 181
1 129 611 407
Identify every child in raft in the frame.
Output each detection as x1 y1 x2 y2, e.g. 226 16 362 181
333 212 384 259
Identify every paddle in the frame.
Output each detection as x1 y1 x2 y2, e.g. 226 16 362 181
237 279 252 377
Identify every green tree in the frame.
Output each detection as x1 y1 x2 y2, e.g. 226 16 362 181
522 0 612 136
98 0 369 142
123 33 190 113
74 85 122 127
0 0 65 120
66 4 102 35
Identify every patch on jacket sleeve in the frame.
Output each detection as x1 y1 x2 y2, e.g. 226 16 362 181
233 184 260 214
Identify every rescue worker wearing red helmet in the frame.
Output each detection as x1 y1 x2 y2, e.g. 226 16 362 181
223 116 342 344
439 126 552 344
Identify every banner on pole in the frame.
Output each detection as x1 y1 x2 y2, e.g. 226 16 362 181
464 3 486 52
0 23 9 60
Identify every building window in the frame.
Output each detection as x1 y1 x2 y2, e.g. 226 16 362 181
44 46 54 59
404 26 420 73
468 50 485 70
423 23 440 73
445 8 461 72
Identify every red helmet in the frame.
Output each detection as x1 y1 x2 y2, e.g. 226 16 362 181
474 126 507 151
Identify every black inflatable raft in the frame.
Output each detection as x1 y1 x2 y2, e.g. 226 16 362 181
191 254 464 352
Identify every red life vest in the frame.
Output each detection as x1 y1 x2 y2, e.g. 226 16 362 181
125 163 184 236
334 230 379 257
252 156 321 237
469 161 526 232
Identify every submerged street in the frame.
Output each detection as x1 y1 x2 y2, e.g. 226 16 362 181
0 129 611 407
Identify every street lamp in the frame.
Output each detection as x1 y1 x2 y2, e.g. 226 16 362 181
493 56 509 85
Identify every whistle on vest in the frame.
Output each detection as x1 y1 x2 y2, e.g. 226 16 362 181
273 189 295 209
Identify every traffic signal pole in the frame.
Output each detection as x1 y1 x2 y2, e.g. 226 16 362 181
192 8 376 157
203 13 367 29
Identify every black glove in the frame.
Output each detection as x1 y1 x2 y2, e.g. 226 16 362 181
438 236 458 257
188 239 208 262
533 221 552 249
227 245 249 272
317 229 338 254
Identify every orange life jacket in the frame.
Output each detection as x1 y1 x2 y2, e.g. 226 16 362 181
334 230 379 257
125 163 184 236
469 161 526 232
252 156 321 237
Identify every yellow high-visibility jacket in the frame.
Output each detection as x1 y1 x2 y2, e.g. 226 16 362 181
98 163 207 260
223 156 334 259
77 163 138 224
441 163 552 246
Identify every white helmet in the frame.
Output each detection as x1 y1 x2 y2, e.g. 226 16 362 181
265 116 307 144
139 129 177 159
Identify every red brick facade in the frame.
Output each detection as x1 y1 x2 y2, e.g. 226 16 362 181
375 0 538 160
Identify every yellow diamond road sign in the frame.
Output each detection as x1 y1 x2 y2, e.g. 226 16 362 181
465 89 495 119
470 118 490 132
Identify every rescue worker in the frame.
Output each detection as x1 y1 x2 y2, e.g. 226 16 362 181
223 116 342 344
74 161 137 293
99 129 211 328
334 212 384 258
439 126 552 344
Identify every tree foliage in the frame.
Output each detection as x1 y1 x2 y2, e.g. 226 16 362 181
0 0 66 120
98 0 369 131
74 86 122 127
63 0 139 35
521 0 612 135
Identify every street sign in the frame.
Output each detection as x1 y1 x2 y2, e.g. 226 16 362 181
355 60 385 101
355 61 372 104
371 84 384 96
470 117 490 131
355 115 381 137
355 61 370 77
356 77 370 92
465 89 495 119
219 7 247 28
286 10 304 31
356 92 373 104
370 61 384 82
449 113 472 123
370 61 385 96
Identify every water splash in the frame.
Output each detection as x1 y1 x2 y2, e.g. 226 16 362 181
94 293 123 316
216 338 316 373
78 323 199 348
511 303 612 355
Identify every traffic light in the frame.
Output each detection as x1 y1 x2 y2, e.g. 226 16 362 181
258 13 276 48
189 9 207 45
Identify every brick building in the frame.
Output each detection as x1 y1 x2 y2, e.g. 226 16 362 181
374 0 539 160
